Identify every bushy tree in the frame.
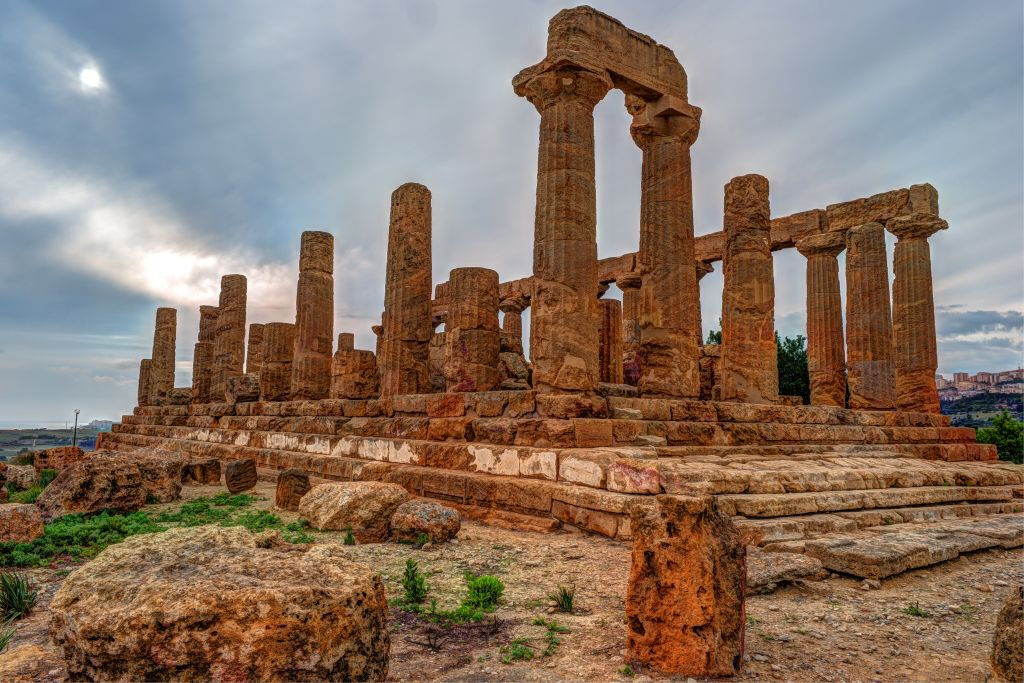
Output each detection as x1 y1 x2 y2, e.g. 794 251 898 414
977 411 1024 464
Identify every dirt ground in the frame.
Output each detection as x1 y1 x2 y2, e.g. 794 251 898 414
3 482 1021 682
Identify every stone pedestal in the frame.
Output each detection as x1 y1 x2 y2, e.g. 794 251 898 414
845 223 896 410
137 359 152 407
260 323 295 402
444 267 500 392
379 184 432 397
149 308 176 405
617 274 642 386
796 232 847 407
626 495 745 676
720 174 777 403
629 95 702 398
887 213 948 414
598 299 624 385
245 323 265 376
211 275 247 402
292 231 334 399
515 66 610 392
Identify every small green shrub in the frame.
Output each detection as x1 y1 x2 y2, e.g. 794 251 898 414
38 469 57 488
619 664 635 677
905 601 930 618
0 618 14 654
548 584 575 613
464 574 504 611
343 529 356 545
402 559 428 604
977 411 1024 464
0 571 37 619
500 638 533 664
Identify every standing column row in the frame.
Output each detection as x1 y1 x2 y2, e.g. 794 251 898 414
845 223 896 410
444 267 500 392
149 307 176 404
292 231 334 399
210 274 247 402
796 233 846 406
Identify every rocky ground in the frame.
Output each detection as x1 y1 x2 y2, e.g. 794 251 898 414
1 481 1020 682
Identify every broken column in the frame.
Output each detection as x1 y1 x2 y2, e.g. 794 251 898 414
796 232 847 407
149 307 176 405
887 213 948 414
331 332 379 400
259 323 295 402
379 184 432 397
291 231 334 399
211 274 247 402
628 95 702 397
137 359 152 407
598 299 624 385
514 65 611 392
617 274 642 386
719 174 778 403
694 260 714 347
626 495 745 676
444 267 500 392
191 305 217 404
845 223 896 410
499 297 527 356
245 323 265 376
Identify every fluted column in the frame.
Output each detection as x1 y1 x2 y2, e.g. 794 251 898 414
499 297 527 356
796 232 847 406
211 274 247 401
445 267 500 392
599 298 624 384
149 307 177 404
137 359 152 407
191 305 218 404
514 65 611 392
695 260 714 348
845 223 896 410
379 183 432 397
246 323 265 376
617 274 642 386
628 95 702 397
887 213 948 413
291 231 334 399
720 174 777 403
260 323 295 401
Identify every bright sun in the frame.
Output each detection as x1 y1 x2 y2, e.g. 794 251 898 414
79 66 104 90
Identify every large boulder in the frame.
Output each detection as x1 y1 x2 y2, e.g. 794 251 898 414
299 482 409 542
6 464 38 490
0 503 45 542
113 452 184 503
992 585 1023 682
49 526 389 681
390 500 461 543
35 454 147 522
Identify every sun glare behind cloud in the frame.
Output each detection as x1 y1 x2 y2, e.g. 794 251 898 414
78 64 105 91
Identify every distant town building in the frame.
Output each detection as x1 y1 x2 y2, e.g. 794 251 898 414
937 367 1023 401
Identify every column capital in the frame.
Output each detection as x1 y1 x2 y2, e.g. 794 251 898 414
499 295 529 314
514 64 612 114
796 231 845 258
616 272 643 290
627 93 702 148
695 259 715 281
886 212 948 241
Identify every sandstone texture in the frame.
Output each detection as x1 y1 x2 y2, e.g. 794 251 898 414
598 298 624 385
35 454 147 522
0 503 44 542
49 526 390 682
259 322 295 401
390 499 461 543
225 372 260 404
6 464 37 490
244 322 265 375
292 231 334 400
225 458 258 494
211 274 247 402
0 644 67 683
331 337 379 400
797 232 847 406
191 341 214 404
444 268 500 392
845 223 896 409
182 457 221 485
617 274 642 386
33 446 85 473
626 495 745 676
299 482 410 541
991 585 1023 682
136 358 152 407
126 452 184 503
149 307 176 405
275 468 311 511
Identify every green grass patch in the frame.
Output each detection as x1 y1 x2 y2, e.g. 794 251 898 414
5 469 57 504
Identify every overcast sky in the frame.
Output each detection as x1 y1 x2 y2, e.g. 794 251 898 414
1 0 1021 425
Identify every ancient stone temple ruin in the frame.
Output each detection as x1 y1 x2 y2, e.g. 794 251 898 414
101 6 1022 582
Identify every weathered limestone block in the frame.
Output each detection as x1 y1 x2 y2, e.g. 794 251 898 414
149 307 177 405
225 458 258 494
515 65 611 392
292 231 334 399
498 351 530 389
245 322 265 375
298 482 410 542
191 341 213 404
137 358 152 407
845 223 896 410
379 184 432 397
617 273 642 386
275 468 311 511
428 331 447 393
182 457 221 485
259 322 295 401
626 495 745 676
826 183 938 232
599 298 624 384
390 500 461 543
34 445 85 472
164 387 192 405
719 174 778 404
0 504 44 542
992 586 1023 682
211 274 247 402
699 343 721 401
445 267 500 392
629 94 702 398
796 232 847 407
130 453 184 503
49 526 390 682
36 454 148 522
226 373 260 404
888 213 948 414
6 464 36 490
331 337 380 400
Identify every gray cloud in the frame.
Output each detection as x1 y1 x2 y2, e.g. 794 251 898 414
936 307 1023 337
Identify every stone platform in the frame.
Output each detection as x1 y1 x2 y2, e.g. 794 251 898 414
98 391 1024 577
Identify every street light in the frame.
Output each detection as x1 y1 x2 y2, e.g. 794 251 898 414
72 409 80 448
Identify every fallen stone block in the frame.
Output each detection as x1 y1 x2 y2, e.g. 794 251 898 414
35 454 148 522
992 585 1022 683
275 468 311 511
182 457 221 485
225 458 258 494
0 503 44 542
299 482 410 541
390 499 461 543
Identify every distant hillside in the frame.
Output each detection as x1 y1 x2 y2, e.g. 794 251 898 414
942 391 1024 428
0 426 108 460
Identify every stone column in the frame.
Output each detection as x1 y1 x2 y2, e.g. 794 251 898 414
245 323 265 376
628 95 702 397
617 274 642 386
198 305 218 343
845 222 896 410
211 274 247 402
796 232 847 407
260 322 295 401
695 260 714 348
191 305 218 404
148 307 176 404
444 267 500 392
887 213 948 413
514 65 611 392
719 174 777 403
137 359 152 407
379 184 432 397
598 298 624 385
499 298 527 356
331 332 379 399
291 231 334 399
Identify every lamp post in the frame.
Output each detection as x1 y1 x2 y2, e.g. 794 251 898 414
72 409 80 448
